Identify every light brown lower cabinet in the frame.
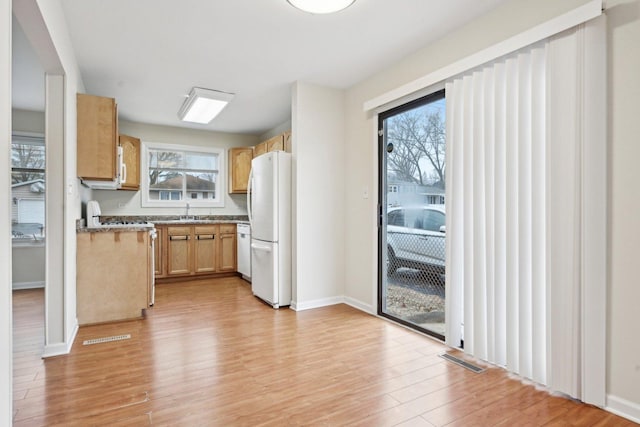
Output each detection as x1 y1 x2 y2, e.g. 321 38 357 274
217 224 237 272
155 224 237 279
167 226 192 276
154 226 164 277
194 225 217 273
76 230 150 325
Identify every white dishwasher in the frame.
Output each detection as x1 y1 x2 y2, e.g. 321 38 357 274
237 223 251 281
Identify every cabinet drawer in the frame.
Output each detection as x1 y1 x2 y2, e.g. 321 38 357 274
219 224 236 234
194 225 217 236
168 226 191 237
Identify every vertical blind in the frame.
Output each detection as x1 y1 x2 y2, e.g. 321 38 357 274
445 17 606 404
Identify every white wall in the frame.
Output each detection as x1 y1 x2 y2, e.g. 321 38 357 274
342 0 640 419
12 244 45 288
291 82 345 309
605 0 640 417
91 120 258 217
13 0 86 358
259 119 291 141
1 0 13 422
12 108 44 133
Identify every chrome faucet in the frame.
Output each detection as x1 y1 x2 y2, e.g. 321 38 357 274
180 202 195 221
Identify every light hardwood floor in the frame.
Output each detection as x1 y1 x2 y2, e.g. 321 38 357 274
12 278 636 426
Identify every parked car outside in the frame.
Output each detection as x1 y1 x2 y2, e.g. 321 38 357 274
386 205 445 278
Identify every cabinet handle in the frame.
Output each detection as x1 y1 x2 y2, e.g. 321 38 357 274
169 235 189 241
197 235 215 240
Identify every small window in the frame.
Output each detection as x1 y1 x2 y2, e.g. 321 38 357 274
142 142 225 208
11 133 45 241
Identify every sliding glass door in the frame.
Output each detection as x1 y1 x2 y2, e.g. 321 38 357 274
378 90 446 340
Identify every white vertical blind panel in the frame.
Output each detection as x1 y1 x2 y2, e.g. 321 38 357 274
446 19 605 401
444 79 464 349
472 69 487 361
447 41 549 383
580 16 607 407
547 25 582 399
504 54 520 374
462 74 475 355
517 50 534 380
483 67 496 364
493 61 507 368
530 45 547 385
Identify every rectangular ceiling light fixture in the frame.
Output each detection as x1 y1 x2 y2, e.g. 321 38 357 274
178 87 234 124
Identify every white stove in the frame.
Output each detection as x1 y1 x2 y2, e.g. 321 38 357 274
86 200 152 229
98 220 154 228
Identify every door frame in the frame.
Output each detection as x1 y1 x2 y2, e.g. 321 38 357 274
376 89 446 341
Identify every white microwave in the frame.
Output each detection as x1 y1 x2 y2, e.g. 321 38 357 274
80 146 125 190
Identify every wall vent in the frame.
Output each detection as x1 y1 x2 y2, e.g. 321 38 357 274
439 352 485 373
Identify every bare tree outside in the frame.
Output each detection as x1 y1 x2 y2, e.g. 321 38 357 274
11 143 45 184
148 151 182 186
386 103 446 189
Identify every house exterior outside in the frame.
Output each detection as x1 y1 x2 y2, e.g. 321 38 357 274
11 179 44 238
149 174 215 201
388 181 445 207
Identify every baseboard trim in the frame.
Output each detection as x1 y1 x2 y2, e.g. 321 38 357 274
290 295 375 314
12 281 45 290
42 319 78 358
606 395 640 424
290 296 344 311
343 296 374 314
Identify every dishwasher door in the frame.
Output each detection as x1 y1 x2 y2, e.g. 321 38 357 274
237 223 251 281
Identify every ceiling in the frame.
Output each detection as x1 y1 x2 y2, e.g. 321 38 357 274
13 0 510 136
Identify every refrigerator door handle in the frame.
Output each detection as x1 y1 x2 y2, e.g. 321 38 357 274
247 167 254 228
251 243 272 252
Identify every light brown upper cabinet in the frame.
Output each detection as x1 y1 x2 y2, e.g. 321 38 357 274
253 131 291 159
254 140 267 157
228 147 254 194
77 93 118 180
283 130 292 153
265 134 284 152
119 134 141 191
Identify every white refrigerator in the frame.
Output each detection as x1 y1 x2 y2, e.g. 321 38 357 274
247 151 292 308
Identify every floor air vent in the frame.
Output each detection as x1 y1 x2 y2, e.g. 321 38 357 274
439 352 485 373
83 334 131 346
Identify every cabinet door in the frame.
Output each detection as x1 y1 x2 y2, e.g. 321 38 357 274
283 130 292 153
154 226 166 278
266 134 284 152
228 147 253 194
119 134 141 190
167 226 191 276
254 141 267 157
194 225 218 274
77 93 118 180
217 224 237 272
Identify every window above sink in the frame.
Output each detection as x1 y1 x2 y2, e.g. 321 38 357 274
141 142 225 208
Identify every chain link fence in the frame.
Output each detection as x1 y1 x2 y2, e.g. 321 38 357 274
384 232 445 333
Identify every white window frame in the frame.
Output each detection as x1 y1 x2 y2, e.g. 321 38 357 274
141 142 226 208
